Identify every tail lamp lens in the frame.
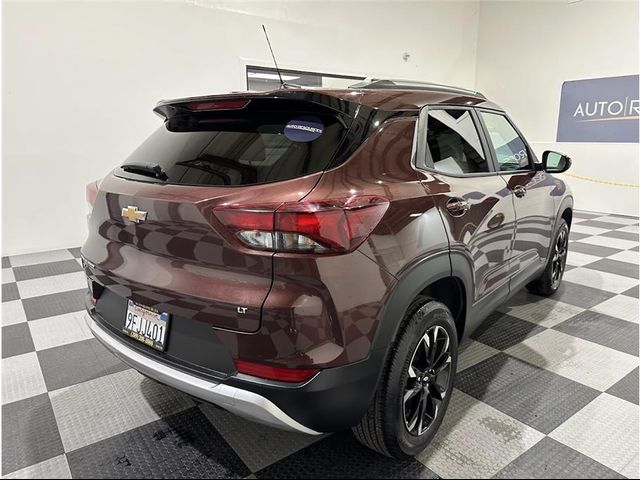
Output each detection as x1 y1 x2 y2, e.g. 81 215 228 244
86 180 99 207
213 196 389 254
234 360 319 383
85 180 99 222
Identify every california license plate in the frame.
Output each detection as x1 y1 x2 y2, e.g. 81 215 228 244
123 300 170 351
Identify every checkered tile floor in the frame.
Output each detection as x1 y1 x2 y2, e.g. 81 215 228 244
1 211 639 479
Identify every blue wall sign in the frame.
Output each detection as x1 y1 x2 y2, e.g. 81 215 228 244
557 74 639 143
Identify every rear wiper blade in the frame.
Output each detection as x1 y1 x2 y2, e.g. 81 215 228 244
121 162 168 181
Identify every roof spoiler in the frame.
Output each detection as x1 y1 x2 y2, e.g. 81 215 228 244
153 91 361 121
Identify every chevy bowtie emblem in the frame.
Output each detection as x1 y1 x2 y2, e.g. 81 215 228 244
121 206 147 223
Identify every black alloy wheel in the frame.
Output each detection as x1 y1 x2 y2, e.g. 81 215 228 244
402 325 452 436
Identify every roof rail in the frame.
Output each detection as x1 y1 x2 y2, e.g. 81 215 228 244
349 78 486 99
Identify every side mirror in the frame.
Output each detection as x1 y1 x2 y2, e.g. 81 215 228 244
542 150 572 173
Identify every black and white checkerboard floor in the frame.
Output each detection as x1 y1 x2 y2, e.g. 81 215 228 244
1 210 638 479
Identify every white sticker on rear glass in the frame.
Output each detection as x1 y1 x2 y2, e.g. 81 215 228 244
284 116 324 142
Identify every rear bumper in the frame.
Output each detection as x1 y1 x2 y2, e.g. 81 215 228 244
85 312 321 435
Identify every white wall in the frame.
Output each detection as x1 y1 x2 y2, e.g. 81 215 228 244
4 0 638 255
475 0 639 216
2 0 480 255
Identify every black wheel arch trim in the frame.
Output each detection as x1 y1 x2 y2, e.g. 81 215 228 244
552 195 574 251
357 250 474 407
371 250 474 354
554 195 574 231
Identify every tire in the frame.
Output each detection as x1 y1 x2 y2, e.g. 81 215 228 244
526 219 569 296
352 298 458 458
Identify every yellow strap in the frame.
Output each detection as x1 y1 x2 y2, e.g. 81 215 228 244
564 173 640 188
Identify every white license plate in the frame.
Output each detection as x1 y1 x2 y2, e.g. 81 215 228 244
123 300 170 352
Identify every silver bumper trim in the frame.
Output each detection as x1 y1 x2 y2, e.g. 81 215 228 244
85 313 321 435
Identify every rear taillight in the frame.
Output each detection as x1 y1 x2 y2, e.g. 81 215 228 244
86 180 99 222
234 360 319 383
213 196 389 254
86 180 98 207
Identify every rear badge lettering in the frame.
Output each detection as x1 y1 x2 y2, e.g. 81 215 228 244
237 306 248 314
284 116 324 142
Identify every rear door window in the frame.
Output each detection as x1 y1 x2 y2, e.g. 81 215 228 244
426 109 489 175
118 110 346 186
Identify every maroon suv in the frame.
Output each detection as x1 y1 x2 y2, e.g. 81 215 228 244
83 79 573 457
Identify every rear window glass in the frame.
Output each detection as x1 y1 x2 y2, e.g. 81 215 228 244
118 111 346 186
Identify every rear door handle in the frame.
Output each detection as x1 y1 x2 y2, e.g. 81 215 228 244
513 185 527 198
446 198 470 217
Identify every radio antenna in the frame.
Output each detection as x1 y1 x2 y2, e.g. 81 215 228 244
262 25 285 88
